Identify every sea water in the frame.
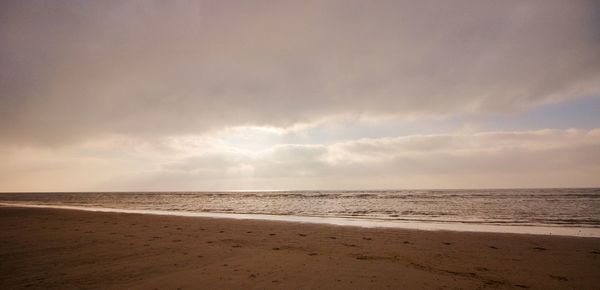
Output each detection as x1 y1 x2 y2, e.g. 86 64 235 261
1 188 599 237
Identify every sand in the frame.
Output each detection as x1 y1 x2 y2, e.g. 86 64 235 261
1 207 599 289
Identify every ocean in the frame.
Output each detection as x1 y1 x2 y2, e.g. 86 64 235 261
1 188 599 237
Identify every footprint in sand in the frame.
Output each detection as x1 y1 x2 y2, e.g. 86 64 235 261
342 243 358 248
549 275 568 281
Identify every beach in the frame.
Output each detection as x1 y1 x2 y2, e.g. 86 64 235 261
1 207 599 289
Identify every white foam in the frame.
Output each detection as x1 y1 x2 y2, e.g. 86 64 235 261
2 202 599 238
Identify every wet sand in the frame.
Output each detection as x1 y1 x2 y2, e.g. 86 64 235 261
1 207 599 289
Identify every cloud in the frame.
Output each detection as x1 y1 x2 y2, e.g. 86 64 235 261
143 128 600 190
1 128 598 191
1 0 599 144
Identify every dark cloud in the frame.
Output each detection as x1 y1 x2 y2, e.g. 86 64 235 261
1 0 599 144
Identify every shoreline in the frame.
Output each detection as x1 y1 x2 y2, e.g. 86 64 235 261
2 206 600 289
1 202 599 238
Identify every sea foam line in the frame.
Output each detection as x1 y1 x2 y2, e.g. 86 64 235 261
1 202 599 238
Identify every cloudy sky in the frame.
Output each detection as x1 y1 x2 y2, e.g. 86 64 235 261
1 0 599 191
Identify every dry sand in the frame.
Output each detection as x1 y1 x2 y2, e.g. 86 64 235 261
1 207 599 289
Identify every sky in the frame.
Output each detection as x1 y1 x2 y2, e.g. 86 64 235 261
1 0 600 191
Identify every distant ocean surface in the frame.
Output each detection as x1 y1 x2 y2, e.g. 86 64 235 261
2 188 600 237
